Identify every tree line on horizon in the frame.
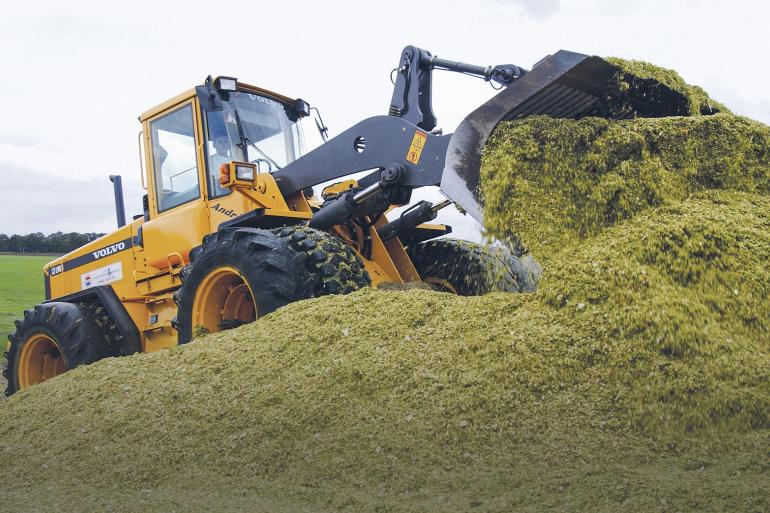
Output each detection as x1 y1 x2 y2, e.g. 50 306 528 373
0 232 106 254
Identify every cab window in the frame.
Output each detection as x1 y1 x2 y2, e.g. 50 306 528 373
150 104 201 212
204 111 237 199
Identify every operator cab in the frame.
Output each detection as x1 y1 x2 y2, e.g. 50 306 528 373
202 88 306 198
137 78 316 280
148 78 308 213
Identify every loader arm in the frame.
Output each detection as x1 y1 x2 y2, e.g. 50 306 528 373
273 47 693 229
273 45 527 196
388 45 527 131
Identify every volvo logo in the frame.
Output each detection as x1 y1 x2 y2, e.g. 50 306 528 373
92 242 126 260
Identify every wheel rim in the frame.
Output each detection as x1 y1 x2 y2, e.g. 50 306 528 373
17 333 66 390
192 266 257 335
423 277 458 294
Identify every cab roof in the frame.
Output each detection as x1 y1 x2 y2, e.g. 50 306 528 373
139 78 298 123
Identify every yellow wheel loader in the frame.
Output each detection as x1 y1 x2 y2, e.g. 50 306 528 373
5 46 690 394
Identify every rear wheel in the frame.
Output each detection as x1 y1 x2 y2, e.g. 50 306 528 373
407 238 540 295
4 302 114 395
174 226 369 343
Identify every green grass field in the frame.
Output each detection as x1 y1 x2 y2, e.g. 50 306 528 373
0 255 53 349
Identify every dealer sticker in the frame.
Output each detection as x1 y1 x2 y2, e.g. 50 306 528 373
81 262 123 290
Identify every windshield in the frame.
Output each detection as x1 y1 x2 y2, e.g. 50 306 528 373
204 90 305 198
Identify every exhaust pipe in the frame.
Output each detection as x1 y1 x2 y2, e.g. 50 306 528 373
109 175 127 228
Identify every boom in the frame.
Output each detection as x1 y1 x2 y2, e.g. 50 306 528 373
273 46 693 228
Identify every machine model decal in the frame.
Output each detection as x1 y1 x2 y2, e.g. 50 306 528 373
48 264 64 276
80 262 123 290
211 203 238 218
406 130 427 165
61 237 133 273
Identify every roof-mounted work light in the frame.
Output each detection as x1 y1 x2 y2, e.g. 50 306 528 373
214 76 238 91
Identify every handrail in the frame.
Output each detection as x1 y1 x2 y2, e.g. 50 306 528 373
138 131 147 190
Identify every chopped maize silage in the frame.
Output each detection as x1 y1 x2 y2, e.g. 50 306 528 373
482 114 770 260
1 61 769 512
1 285 768 512
607 58 732 116
479 68 770 437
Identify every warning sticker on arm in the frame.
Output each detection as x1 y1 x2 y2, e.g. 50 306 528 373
406 130 427 164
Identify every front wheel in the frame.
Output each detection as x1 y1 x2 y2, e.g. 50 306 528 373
407 238 540 295
174 226 370 344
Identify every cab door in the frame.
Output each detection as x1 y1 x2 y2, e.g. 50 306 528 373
201 108 251 232
140 100 210 275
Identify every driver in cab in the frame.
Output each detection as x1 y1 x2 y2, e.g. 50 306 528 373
210 138 232 175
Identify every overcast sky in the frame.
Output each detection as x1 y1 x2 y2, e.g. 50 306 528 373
1 0 768 240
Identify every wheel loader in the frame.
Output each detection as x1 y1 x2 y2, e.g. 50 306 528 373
4 46 690 395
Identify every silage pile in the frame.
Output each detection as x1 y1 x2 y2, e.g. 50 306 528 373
1 62 769 512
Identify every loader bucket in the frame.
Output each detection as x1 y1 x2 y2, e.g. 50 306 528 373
440 50 692 223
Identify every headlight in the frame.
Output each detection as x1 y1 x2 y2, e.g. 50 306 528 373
235 164 255 181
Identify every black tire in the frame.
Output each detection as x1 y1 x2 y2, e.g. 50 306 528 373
4 302 115 396
174 226 369 344
407 238 540 295
83 303 135 357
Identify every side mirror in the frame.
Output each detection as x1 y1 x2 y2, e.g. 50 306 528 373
294 99 310 118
